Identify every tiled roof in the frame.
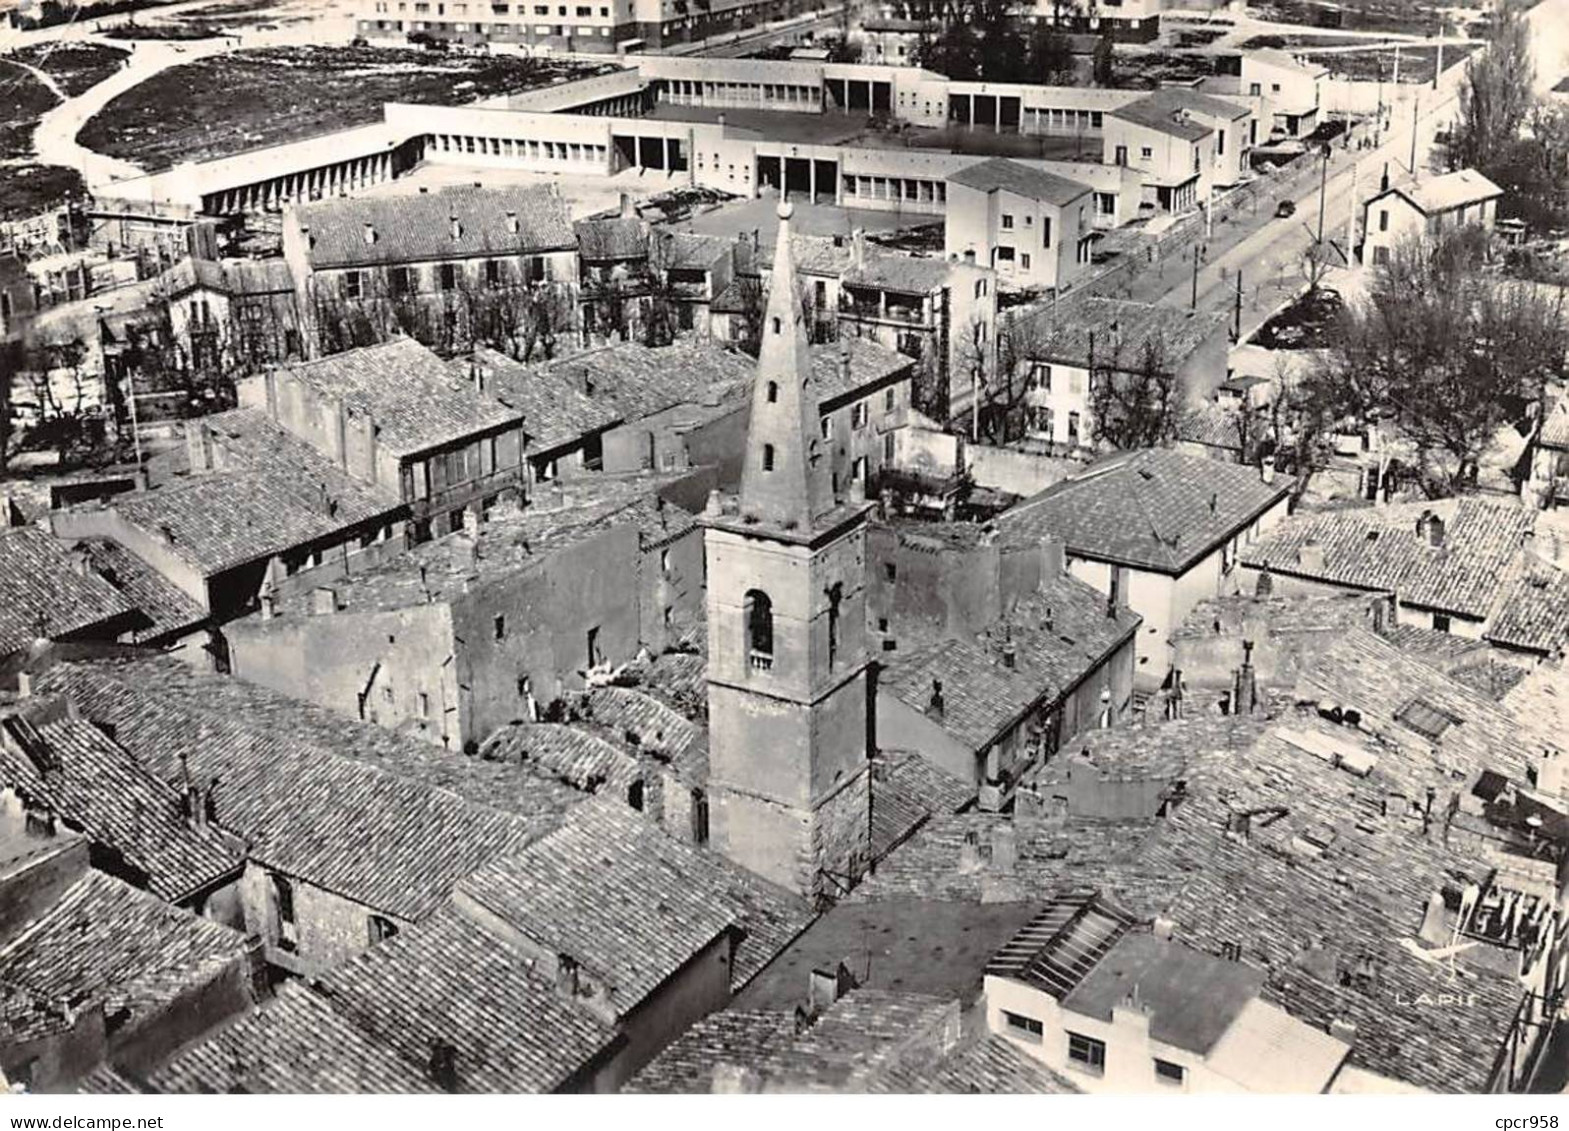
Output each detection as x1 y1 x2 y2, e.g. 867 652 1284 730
809 337 915 410
94 651 583 823
481 722 643 794
870 1034 1080 1093
841 252 957 295
625 1008 798 1092
1176 404 1245 451
459 799 812 1004
1203 998 1351 1093
0 527 136 654
77 1064 141 1094
1540 403 1569 449
113 409 401 577
157 257 296 299
313 909 621 1092
0 869 249 1045
540 338 754 422
461 345 621 454
1000 449 1289 574
948 158 1091 206
1013 292 1228 372
1243 497 1536 619
293 184 576 270
1171 592 1377 643
35 658 542 921
574 215 648 262
1379 623 1491 671
1447 657 1531 701
880 636 1048 754
148 980 434 1094
456 814 739 1015
870 750 973 862
981 574 1141 699
77 537 207 642
1403 168 1504 214
663 230 731 271
580 684 705 769
1502 660 1569 758
275 338 523 458
1111 89 1223 139
1487 558 1569 655
0 713 242 903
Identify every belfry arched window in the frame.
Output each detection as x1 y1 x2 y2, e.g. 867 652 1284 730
744 589 774 672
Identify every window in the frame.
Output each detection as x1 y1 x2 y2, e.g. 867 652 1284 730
1154 1058 1185 1086
1003 1011 1044 1042
884 562 896 582
1114 145 1128 166
1140 146 1153 160
1031 363 1052 391
996 246 1015 263
766 380 779 403
1042 216 1052 248
343 271 363 299
1067 1032 1105 1074
1067 411 1081 446
1021 253 1032 270
762 443 775 472
486 259 500 285
418 692 430 719
884 432 895 462
389 266 413 296
660 548 671 574
1217 129 1226 156
1249 81 1262 95
1023 214 1033 227
586 625 601 668
884 387 896 413
744 589 773 671
439 263 457 291
1378 209 1389 233
1110 564 1127 609
494 613 507 641
1001 213 1014 230
627 779 644 810
851 402 868 429
1373 246 1390 266
1433 612 1451 633
826 582 843 668
1396 698 1461 741
271 874 298 953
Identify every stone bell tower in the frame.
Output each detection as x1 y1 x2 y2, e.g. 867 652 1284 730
701 200 873 901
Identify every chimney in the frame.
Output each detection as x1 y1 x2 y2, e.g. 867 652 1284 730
963 248 976 264
1106 592 1117 619
1380 162 1390 193
427 1040 459 1093
311 587 338 616
957 829 981 873
1329 1018 1357 1047
1232 639 1257 716
751 226 760 253
506 209 519 235
926 678 945 721
851 227 866 269
450 215 462 242
711 1064 759 1094
1000 628 1016 670
16 670 34 699
1040 536 1066 578
1167 668 1184 720
555 955 580 997
259 580 277 621
68 545 92 579
1254 565 1274 597
838 341 852 386
1152 916 1176 940
462 504 483 538
808 962 856 1013
1297 538 1325 573
363 222 377 246
1423 513 1445 548
1538 747 1564 800
186 420 214 474
619 192 634 218
1418 889 1449 947
1261 454 1276 485
990 823 1017 873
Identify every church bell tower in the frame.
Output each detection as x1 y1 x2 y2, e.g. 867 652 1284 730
701 200 874 900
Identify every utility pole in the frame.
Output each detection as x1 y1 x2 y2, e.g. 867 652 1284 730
1191 244 1203 310
1233 269 1243 341
1409 86 1420 176
1347 159 1358 265
1433 15 1443 92
1316 142 1329 246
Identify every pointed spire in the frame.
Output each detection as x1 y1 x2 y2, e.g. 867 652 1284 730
738 199 835 530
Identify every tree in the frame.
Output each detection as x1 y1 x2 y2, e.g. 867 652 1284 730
1311 226 1569 496
1091 31 1115 87
0 340 20 472
1448 5 1535 177
1027 22 1076 85
1088 333 1181 450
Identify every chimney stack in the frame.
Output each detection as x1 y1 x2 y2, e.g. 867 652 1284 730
450 215 462 242
990 823 1017 873
1261 454 1276 485
311 587 338 616
1297 538 1325 573
1000 628 1016 670
927 678 945 721
427 1041 459 1093
1254 565 1274 597
1233 640 1257 716
619 192 634 218
506 209 519 235
851 228 866 269
363 222 377 246
186 420 214 474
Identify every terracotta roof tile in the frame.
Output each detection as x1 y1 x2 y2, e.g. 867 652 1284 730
880 636 1047 754
460 346 620 453
0 527 136 653
77 538 206 643
1487 558 1569 655
948 158 1090 206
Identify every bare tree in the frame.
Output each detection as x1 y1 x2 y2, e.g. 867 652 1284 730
1088 333 1181 451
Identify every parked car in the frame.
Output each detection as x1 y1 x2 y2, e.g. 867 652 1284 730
1276 199 1297 219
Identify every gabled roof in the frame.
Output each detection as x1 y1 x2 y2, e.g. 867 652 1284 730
0 526 136 654
880 636 1048 754
460 346 621 454
948 158 1091 207
1000 449 1289 574
1 869 249 1047
1242 497 1534 619
292 183 576 270
573 215 649 262
1110 89 1230 139
1015 292 1228 373
1487 557 1569 656
979 573 1141 699
0 712 242 903
810 336 915 410
1241 46 1330 78
75 537 207 643
540 338 754 423
35 658 543 921
148 979 438 1094
1398 169 1504 216
275 338 523 458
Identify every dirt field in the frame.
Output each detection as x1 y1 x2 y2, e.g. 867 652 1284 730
0 57 60 160
0 163 87 223
77 46 606 173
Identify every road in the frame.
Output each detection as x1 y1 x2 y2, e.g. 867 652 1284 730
1154 0 1569 340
